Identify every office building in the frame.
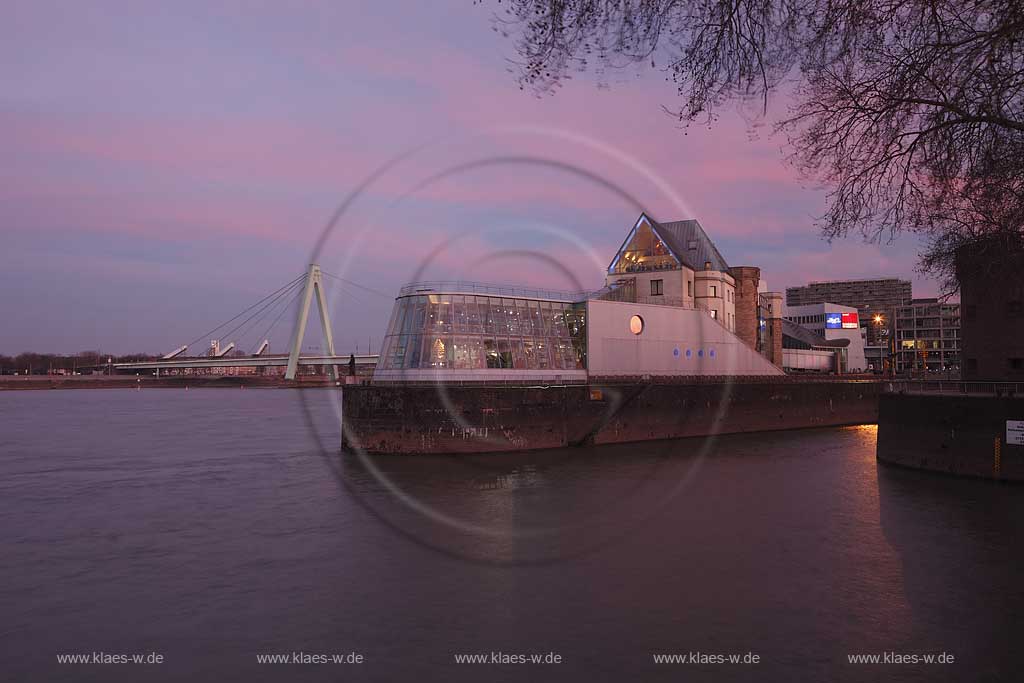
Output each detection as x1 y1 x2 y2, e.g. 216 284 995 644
892 299 961 374
786 277 912 346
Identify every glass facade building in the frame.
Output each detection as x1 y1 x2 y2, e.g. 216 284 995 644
377 292 586 373
371 212 787 383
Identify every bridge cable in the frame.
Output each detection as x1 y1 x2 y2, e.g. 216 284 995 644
319 270 392 299
227 277 308 353
321 275 372 309
217 276 308 351
179 273 306 354
248 281 307 354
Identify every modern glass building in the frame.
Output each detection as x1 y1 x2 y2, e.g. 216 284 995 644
374 282 588 382
372 213 788 383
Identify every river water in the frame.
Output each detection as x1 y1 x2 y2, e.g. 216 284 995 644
1 388 1020 682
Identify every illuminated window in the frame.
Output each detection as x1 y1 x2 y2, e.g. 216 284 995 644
431 337 445 365
610 220 678 274
710 285 717 297
629 315 644 335
710 309 718 319
378 294 586 372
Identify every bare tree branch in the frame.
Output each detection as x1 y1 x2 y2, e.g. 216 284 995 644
489 0 1024 293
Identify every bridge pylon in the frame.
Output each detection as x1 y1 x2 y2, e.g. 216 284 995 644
285 264 337 380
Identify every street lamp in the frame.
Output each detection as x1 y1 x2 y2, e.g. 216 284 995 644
871 314 893 376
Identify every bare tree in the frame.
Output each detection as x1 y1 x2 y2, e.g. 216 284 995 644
491 0 1024 293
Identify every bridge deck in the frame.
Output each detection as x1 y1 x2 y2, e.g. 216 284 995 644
114 354 378 370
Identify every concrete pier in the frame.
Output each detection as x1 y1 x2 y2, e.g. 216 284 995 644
341 379 881 454
877 392 1024 481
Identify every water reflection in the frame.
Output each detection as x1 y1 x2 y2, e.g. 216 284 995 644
877 461 1024 677
336 440 704 565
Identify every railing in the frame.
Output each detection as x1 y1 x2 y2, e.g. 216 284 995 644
613 263 682 274
398 281 593 302
631 296 689 307
397 282 737 334
884 380 1024 396
597 290 733 326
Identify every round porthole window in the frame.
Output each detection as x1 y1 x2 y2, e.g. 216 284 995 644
629 315 644 335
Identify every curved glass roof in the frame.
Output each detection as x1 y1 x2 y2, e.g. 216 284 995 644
397 280 594 303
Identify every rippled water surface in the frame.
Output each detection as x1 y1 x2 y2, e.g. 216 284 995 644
1 388 1021 682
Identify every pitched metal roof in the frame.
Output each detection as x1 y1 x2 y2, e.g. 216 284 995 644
647 215 730 272
607 212 733 274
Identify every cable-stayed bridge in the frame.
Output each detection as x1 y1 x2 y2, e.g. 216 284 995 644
114 264 381 380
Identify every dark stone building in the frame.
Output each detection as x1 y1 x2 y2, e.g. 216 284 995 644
729 266 762 351
957 234 1024 381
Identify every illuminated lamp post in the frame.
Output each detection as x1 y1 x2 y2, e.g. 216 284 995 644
872 314 890 376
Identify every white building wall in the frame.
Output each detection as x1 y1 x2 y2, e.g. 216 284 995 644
586 299 783 377
783 349 835 372
693 270 736 332
605 266 695 307
783 302 868 372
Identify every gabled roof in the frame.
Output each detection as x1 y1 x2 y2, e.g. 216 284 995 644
609 213 731 273
651 217 731 272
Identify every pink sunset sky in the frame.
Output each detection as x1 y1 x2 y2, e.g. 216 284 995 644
1 2 938 355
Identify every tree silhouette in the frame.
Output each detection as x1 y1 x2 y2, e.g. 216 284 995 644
492 0 1024 292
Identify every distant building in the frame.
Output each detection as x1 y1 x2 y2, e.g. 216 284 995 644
892 299 961 375
786 277 912 346
778 319 850 373
783 302 867 372
786 277 912 311
957 234 1024 380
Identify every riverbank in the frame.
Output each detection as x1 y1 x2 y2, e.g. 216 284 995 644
0 375 356 390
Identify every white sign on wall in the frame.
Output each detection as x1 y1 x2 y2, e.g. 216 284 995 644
1007 421 1024 446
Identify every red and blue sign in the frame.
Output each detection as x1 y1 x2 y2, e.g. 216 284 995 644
827 312 860 329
